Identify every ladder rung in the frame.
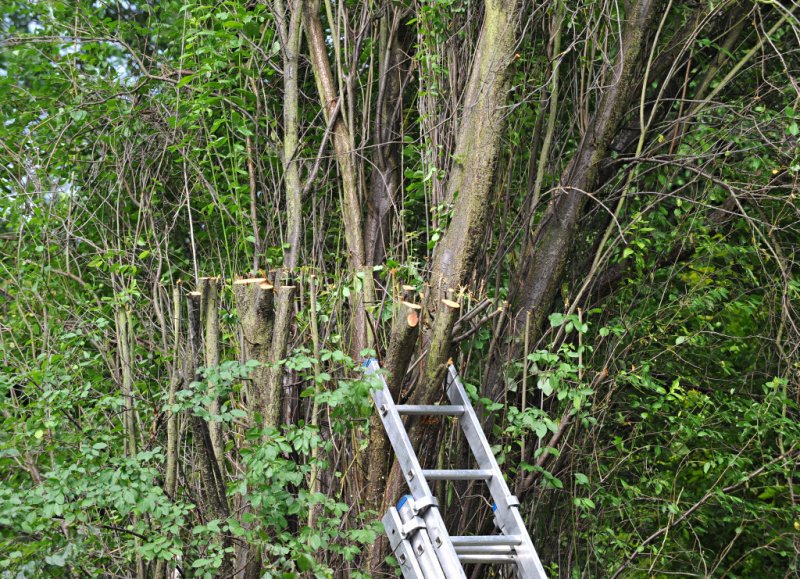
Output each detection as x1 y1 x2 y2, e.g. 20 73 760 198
422 469 493 481
455 545 514 555
451 535 522 547
395 404 465 416
457 554 518 564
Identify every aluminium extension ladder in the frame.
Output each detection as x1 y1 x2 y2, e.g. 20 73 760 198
364 359 547 579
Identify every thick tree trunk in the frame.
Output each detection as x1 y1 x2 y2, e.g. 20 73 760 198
231 281 272 579
233 278 275 423
486 0 662 404
373 0 524 570
419 0 523 396
514 0 660 331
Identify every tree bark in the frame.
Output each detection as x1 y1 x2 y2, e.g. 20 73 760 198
198 276 224 470
156 284 182 579
233 278 275 424
114 305 144 579
486 0 663 405
418 0 523 397
513 0 661 332
186 291 233 578
375 0 524 569
365 7 409 268
303 0 370 354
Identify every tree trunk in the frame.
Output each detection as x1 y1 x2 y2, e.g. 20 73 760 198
198 277 224 470
374 0 524 570
365 8 409 268
303 0 370 355
186 291 233 578
233 278 275 424
487 0 662 404
414 0 523 399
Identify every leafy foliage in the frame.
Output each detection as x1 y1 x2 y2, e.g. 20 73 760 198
1 0 799 577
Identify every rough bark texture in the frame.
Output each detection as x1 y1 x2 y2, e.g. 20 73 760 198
282 0 303 272
233 280 275 424
265 278 296 425
419 0 522 397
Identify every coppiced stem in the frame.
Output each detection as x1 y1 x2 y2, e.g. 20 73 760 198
233 278 275 426
198 276 223 469
186 291 232 577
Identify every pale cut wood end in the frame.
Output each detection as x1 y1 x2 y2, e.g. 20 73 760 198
233 277 267 285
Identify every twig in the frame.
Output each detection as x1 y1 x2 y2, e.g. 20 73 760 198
610 447 800 579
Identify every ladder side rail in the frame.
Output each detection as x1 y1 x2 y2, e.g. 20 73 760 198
383 508 427 579
397 500 449 578
365 360 434 500
446 366 548 579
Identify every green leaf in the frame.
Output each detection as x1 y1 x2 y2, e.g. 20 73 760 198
296 553 314 572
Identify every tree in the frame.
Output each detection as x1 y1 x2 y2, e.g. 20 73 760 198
1 0 798 576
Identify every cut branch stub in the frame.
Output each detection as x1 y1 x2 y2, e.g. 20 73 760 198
233 277 275 422
441 298 461 310
402 301 422 329
383 297 423 398
233 278 274 348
